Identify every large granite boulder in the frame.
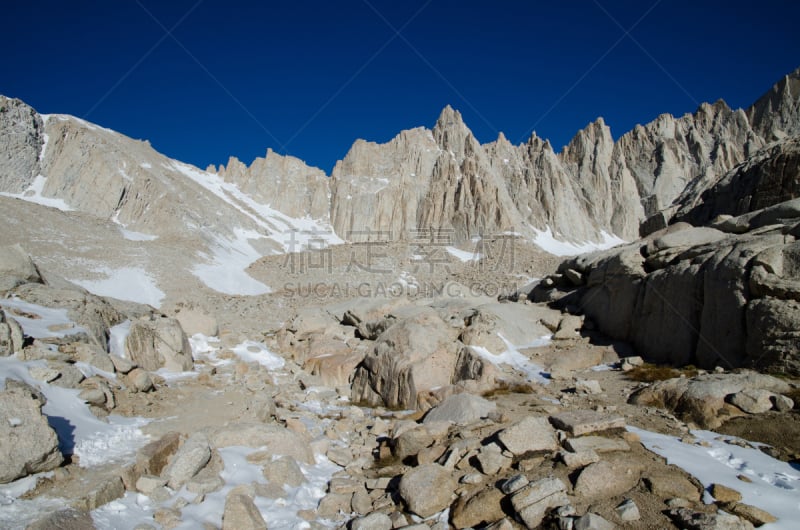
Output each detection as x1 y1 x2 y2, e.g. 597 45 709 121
125 315 193 372
0 379 63 483
351 308 462 409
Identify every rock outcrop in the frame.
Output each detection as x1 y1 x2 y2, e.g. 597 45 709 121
535 193 800 373
213 148 330 221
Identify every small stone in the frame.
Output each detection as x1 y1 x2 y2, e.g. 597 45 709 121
728 389 774 414
564 436 630 454
560 449 600 469
484 518 514 530
574 512 614 530
500 474 529 494
460 472 484 485
222 492 267 530
398 464 457 518
79 388 107 406
351 489 373 515
737 474 753 483
127 368 154 393
710 483 742 504
365 477 392 490
549 410 625 436
109 354 135 374
29 366 59 383
615 498 640 521
389 512 408 528
645 473 702 502
351 512 392 530
730 503 778 526
497 416 558 455
575 379 602 394
476 442 512 475
771 394 794 412
666 498 691 508
136 474 168 494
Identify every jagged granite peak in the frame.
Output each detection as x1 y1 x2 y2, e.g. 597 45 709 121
216 148 330 220
747 67 800 142
330 127 441 241
0 96 44 192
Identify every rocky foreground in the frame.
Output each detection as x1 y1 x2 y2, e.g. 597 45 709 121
2 242 799 530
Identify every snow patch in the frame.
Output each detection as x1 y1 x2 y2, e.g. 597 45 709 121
192 228 272 296
446 246 483 262
0 175 72 211
109 320 131 358
118 227 158 241
73 266 165 308
630 427 800 529
0 299 87 339
230 340 285 370
0 357 150 466
532 226 625 256
469 333 551 384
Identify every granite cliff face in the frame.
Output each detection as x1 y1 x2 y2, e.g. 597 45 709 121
330 68 800 245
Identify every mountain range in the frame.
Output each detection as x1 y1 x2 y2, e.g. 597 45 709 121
1 67 799 301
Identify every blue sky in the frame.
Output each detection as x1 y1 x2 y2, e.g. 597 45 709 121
3 1 799 173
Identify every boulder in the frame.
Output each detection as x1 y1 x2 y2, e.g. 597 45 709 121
125 316 193 372
451 486 506 528
0 379 63 483
422 393 496 425
509 477 569 529
25 508 95 530
11 283 124 349
629 372 791 428
496 416 558 455
350 512 393 530
573 457 642 500
136 431 181 476
0 244 42 291
351 309 462 409
398 464 457 518
458 303 556 354
0 310 24 356
667 507 755 530
549 410 625 436
727 389 774 414
162 432 211 489
261 456 305 487
222 491 267 530
303 341 365 387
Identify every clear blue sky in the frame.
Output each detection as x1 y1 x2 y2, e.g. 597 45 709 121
3 1 799 173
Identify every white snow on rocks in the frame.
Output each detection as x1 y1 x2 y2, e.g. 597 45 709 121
73 266 165 308
192 228 272 296
0 175 73 212
0 357 149 466
109 320 132 358
446 246 483 262
0 298 87 339
532 226 625 256
230 340 285 370
630 426 800 529
469 333 551 384
118 227 159 241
